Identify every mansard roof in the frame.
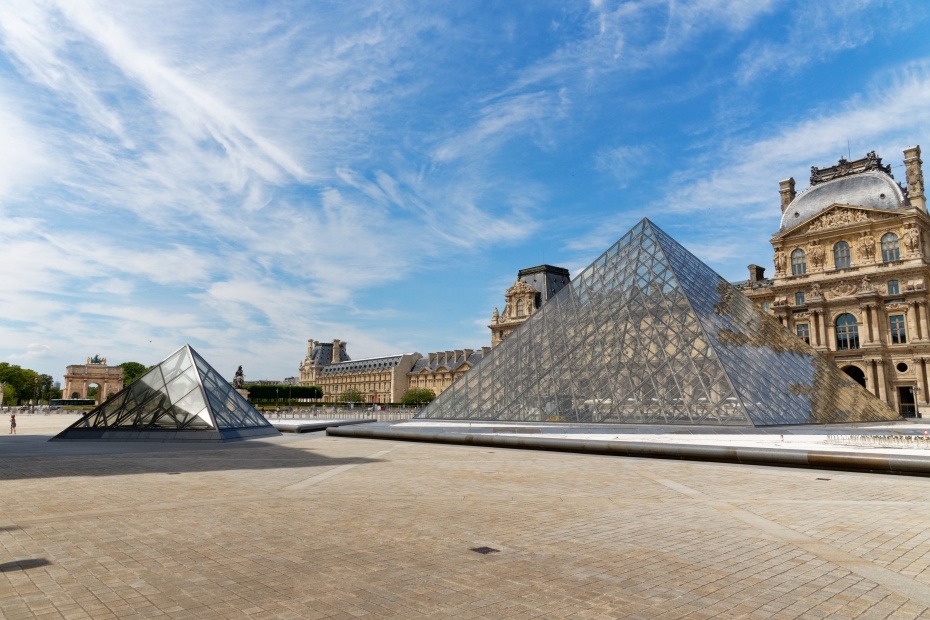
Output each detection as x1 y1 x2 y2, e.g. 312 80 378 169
409 349 485 374
319 355 408 375
780 152 907 233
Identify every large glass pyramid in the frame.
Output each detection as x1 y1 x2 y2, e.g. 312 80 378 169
53 345 281 441
418 219 900 426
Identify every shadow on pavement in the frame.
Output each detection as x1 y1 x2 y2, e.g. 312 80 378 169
0 559 52 572
0 434 384 481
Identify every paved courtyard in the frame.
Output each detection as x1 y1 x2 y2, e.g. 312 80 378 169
2 415 930 618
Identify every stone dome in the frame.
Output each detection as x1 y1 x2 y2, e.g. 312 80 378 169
779 171 906 232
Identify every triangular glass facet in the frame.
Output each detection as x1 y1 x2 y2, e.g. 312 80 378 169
55 345 278 439
418 219 899 426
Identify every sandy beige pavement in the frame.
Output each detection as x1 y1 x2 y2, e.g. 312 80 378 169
2 412 84 436
2 416 930 618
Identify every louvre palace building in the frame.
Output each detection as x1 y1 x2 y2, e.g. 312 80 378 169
736 146 929 418
297 265 571 404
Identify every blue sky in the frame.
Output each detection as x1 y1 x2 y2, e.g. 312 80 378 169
2 1 930 383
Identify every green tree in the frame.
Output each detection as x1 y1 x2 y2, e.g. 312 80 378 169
401 388 436 406
0 363 30 404
118 361 148 386
87 385 99 399
339 388 364 405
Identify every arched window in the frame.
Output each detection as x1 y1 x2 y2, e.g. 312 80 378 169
795 291 805 306
515 300 525 316
835 313 860 351
833 241 851 269
790 248 807 276
881 233 900 263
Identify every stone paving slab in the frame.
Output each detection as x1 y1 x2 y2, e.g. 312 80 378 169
1 416 930 618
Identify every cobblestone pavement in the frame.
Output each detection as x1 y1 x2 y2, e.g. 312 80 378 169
2 417 930 618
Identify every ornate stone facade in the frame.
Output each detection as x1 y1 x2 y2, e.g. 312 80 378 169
407 348 491 397
737 146 930 417
63 356 123 402
297 339 419 404
489 264 570 346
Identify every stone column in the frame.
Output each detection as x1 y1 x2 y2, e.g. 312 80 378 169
814 310 826 348
911 301 925 341
859 304 873 345
870 304 881 343
870 361 881 399
825 310 837 350
907 302 920 342
918 301 929 341
875 361 887 402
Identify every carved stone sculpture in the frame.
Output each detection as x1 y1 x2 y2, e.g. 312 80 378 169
232 365 245 389
773 249 786 274
904 224 921 253
857 233 875 261
808 241 825 269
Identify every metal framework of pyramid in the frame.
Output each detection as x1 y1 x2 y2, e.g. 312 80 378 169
53 345 281 441
418 219 900 426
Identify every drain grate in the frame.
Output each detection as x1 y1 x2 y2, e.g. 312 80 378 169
471 546 499 555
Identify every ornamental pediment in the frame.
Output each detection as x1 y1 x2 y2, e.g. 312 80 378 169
778 204 898 239
506 280 537 298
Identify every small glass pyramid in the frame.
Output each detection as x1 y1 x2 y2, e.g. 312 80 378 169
418 219 900 426
53 345 280 441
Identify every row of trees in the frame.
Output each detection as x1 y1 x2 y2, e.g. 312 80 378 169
0 363 59 406
240 384 437 406
244 384 323 402
334 387 437 406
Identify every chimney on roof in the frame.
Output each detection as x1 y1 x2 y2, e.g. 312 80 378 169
748 264 765 283
331 339 341 364
779 178 796 213
307 339 315 356
482 346 491 357
904 146 926 212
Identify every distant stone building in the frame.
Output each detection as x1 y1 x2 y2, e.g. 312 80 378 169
297 266 571 403
737 146 930 417
489 264 570 346
63 356 123 402
297 339 419 404
407 348 491 397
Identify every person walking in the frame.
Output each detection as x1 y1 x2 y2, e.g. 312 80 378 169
9 413 16 434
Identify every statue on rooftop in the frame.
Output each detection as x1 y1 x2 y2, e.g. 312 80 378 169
232 365 245 389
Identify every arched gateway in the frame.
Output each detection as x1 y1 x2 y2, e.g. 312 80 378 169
63 355 123 403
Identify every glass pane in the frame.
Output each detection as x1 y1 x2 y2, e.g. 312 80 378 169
416 219 899 427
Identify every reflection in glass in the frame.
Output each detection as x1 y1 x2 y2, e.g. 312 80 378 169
418 219 899 426
64 345 272 432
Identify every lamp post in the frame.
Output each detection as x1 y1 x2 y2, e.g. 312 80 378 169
915 383 922 419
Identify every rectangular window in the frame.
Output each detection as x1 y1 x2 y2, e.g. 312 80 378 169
887 280 900 295
795 292 805 306
890 314 907 344
796 323 810 345
761 302 770 313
